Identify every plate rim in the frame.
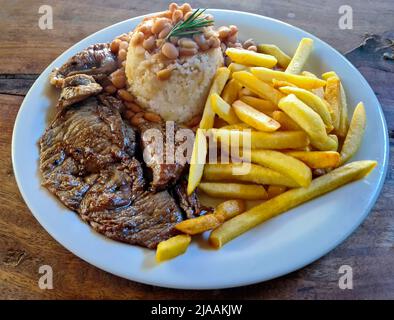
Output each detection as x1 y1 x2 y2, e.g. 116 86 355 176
11 9 389 289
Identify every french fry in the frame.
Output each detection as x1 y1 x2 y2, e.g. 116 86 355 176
232 100 281 132
279 86 333 131
272 79 297 88
187 129 207 195
156 234 191 262
284 151 340 169
232 71 284 105
200 67 230 129
251 67 326 89
285 38 314 74
322 71 349 137
203 163 300 188
244 149 312 187
238 87 258 98
272 110 302 131
340 102 366 165
176 214 221 235
228 63 250 75
226 48 277 68
267 185 287 199
221 79 242 104
214 199 246 222
302 71 325 99
209 160 377 248
220 123 254 130
198 182 268 200
211 93 239 125
257 44 291 68
324 76 341 131
239 96 278 113
210 129 310 149
278 94 338 151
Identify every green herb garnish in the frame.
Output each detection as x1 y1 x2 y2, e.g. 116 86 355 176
165 8 214 41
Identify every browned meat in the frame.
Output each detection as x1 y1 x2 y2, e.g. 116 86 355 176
57 74 102 110
50 43 117 88
171 178 211 219
139 122 189 191
39 97 183 248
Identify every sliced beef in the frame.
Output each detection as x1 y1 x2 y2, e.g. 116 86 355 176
139 121 190 191
50 43 117 88
172 178 211 219
57 74 102 110
39 97 183 248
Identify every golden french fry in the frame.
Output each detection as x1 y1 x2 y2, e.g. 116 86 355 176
284 151 340 169
239 96 278 113
232 100 280 132
251 67 326 89
324 76 341 131
175 214 221 235
220 123 254 130
285 38 314 74
226 48 277 68
232 71 284 105
272 110 302 131
244 149 312 187
228 63 250 75
267 185 287 199
200 67 230 129
214 200 246 222
272 79 297 88
340 102 366 165
198 182 268 200
156 234 191 262
209 160 377 248
203 163 299 188
279 86 333 131
221 79 242 104
257 44 291 68
211 93 239 125
238 87 258 98
302 71 325 99
187 129 207 195
278 94 338 151
210 129 310 149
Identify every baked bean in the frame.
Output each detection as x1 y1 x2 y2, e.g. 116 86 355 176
208 36 220 48
234 42 243 48
130 113 146 126
134 45 146 55
194 34 209 51
144 112 162 123
118 33 130 42
180 3 192 14
104 84 117 94
126 102 143 113
110 39 121 54
124 110 135 120
161 42 179 59
121 60 127 68
227 34 238 44
170 36 179 45
117 49 127 62
139 24 152 36
157 68 172 80
119 41 129 51
110 69 126 89
205 14 214 21
184 11 193 20
229 25 238 36
169 2 178 13
179 47 197 56
131 31 144 45
143 35 156 50
172 9 183 23
117 89 134 102
218 26 230 40
158 24 171 39
243 38 255 49
152 18 168 34
178 38 198 49
248 45 257 52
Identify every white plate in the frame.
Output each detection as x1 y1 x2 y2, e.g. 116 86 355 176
12 10 389 289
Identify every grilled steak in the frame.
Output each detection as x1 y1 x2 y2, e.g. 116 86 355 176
139 121 190 191
39 96 183 248
50 43 117 88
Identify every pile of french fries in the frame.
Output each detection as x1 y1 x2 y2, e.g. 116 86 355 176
156 37 376 262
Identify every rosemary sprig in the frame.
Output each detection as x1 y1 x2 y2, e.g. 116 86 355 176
165 8 214 41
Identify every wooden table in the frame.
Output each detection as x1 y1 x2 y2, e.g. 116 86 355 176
1 0 393 299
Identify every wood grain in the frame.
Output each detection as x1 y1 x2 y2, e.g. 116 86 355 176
0 0 393 299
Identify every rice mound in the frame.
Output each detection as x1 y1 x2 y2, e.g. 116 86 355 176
125 46 223 123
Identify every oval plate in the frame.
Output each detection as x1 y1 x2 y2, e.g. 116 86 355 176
12 10 389 289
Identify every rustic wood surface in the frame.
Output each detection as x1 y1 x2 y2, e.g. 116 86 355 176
0 0 393 299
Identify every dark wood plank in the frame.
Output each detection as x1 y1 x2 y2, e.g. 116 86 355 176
0 0 393 299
